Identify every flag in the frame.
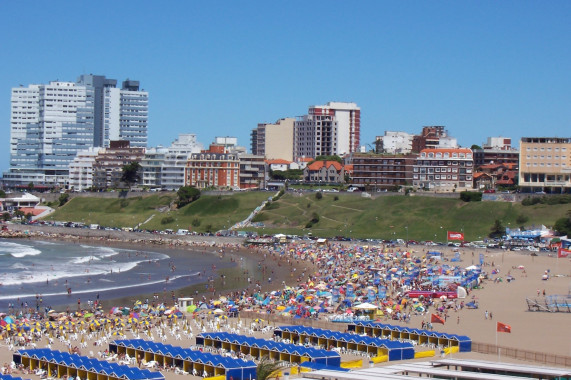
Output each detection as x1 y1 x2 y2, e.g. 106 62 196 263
558 248 570 258
497 322 511 333
431 313 445 324
447 231 464 241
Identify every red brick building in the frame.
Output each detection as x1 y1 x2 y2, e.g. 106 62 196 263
185 144 239 189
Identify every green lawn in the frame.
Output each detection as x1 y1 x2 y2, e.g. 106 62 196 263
42 192 571 241
247 193 571 241
45 194 176 228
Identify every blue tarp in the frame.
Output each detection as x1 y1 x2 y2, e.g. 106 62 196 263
348 321 472 352
13 349 164 380
274 326 415 361
197 332 341 367
110 339 256 380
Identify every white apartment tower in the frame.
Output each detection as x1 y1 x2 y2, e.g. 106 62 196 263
294 102 360 160
3 75 148 188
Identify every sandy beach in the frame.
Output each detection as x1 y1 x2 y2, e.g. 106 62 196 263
0 224 569 380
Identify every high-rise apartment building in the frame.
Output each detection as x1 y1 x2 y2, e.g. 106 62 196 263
78 75 148 148
3 75 148 188
294 102 360 160
251 118 295 161
519 137 571 193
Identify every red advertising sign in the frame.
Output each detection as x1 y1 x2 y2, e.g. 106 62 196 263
447 231 464 241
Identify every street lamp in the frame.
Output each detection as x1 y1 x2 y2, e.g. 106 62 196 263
405 226 408 242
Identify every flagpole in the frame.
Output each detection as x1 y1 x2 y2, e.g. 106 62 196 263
496 325 500 361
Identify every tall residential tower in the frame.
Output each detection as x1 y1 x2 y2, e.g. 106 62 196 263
3 74 148 188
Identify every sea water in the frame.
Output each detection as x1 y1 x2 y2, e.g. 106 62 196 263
0 238 229 310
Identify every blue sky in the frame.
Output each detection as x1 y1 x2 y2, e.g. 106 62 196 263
1 1 570 172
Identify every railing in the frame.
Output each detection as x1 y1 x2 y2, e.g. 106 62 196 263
471 341 571 367
238 311 571 367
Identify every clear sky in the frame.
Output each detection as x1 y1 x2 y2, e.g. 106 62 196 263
1 1 570 172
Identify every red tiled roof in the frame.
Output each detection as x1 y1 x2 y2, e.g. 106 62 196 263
266 159 291 165
306 161 343 171
420 148 473 154
18 207 44 216
298 157 314 162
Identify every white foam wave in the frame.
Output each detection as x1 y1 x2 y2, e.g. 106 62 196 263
0 259 144 286
79 245 119 259
0 274 194 300
0 241 42 258
71 256 101 264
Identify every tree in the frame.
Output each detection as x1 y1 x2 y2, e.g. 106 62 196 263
489 219 505 238
516 214 529 227
470 144 482 150
256 356 285 380
121 162 142 188
58 193 70 206
554 210 571 236
0 189 5 198
27 182 34 191
177 186 201 208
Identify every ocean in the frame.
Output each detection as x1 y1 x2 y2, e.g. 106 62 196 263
0 238 232 310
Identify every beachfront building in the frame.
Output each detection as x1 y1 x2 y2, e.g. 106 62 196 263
161 134 204 190
348 153 417 191
251 118 295 161
413 148 474 192
140 146 168 189
303 161 346 184
68 148 104 191
238 154 267 190
185 144 240 189
92 141 145 190
411 126 457 152
473 137 519 168
77 75 148 148
518 137 571 194
2 75 148 189
294 102 360 160
374 131 415 154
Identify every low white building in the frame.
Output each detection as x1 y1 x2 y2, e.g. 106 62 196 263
68 148 103 191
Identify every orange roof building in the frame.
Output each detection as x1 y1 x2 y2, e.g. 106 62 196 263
303 160 346 183
413 148 474 192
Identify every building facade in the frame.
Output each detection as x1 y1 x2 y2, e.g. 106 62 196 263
238 154 267 190
251 118 295 161
473 137 519 168
294 102 360 160
92 141 145 190
519 137 571 193
303 161 346 184
349 153 417 190
374 131 414 154
413 148 474 192
68 148 103 191
3 75 148 188
185 144 240 189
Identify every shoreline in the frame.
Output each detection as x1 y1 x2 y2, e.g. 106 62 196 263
1 225 316 313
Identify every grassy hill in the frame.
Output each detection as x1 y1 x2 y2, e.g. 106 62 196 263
46 192 272 232
44 192 571 241
249 192 571 241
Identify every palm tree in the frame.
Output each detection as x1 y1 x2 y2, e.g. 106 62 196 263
256 356 285 380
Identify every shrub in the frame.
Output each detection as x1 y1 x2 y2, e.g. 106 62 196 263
161 216 174 225
191 218 201 227
120 199 130 208
334 196 339 201
58 193 70 206
315 192 323 200
460 191 482 202
522 197 540 206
